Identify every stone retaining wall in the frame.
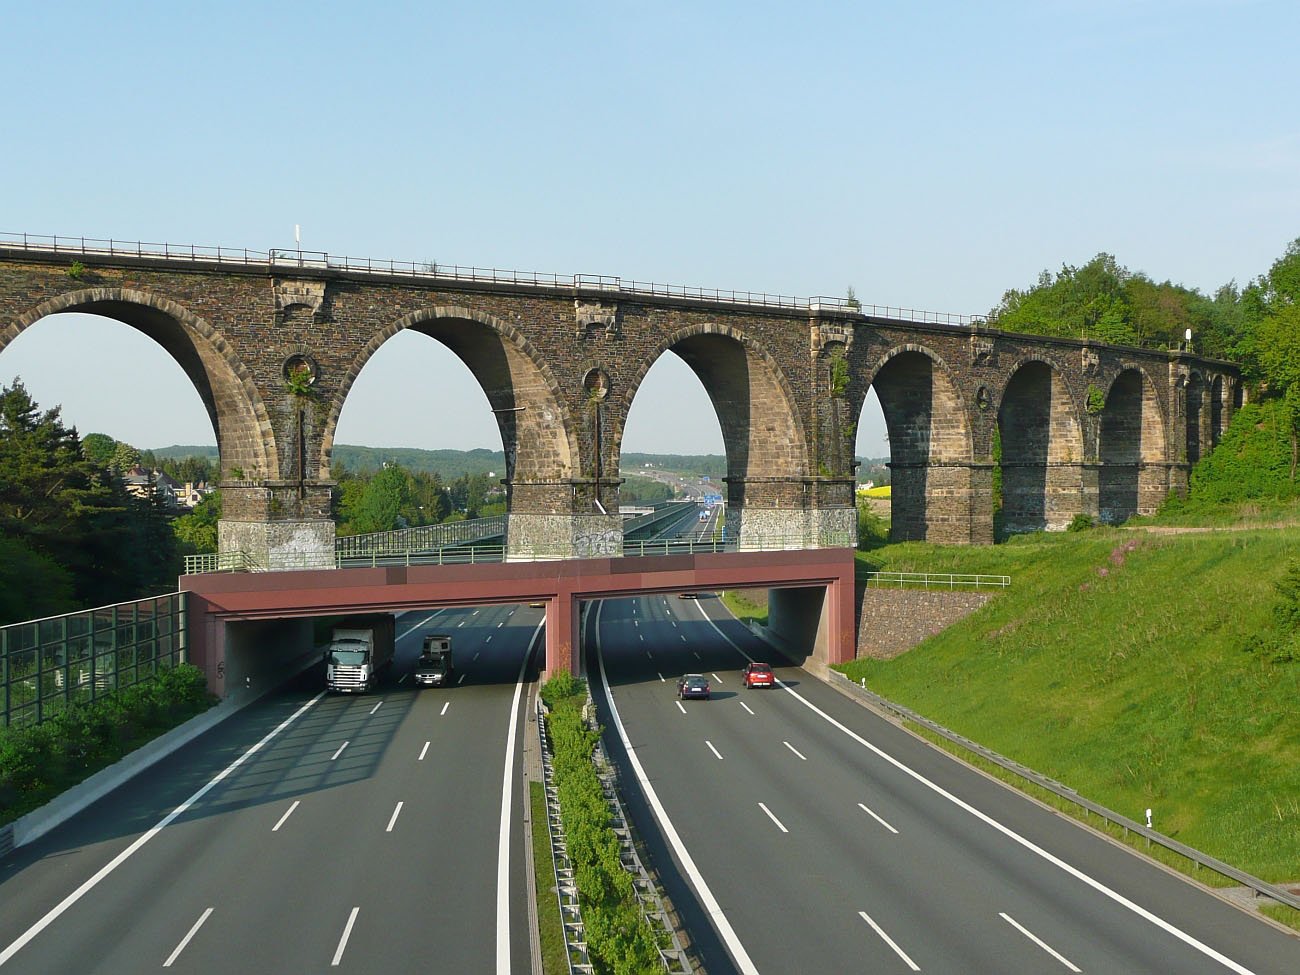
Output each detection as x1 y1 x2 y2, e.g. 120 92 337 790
854 586 993 659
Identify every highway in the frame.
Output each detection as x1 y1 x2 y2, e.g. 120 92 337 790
590 593 1300 974
0 605 540 974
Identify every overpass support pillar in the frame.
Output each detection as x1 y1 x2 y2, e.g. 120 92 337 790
543 591 582 679
505 481 624 559
218 482 336 570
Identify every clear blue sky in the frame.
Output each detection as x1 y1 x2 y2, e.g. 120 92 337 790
3 0 1296 459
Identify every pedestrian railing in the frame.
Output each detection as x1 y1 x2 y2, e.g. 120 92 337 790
1 231 976 324
862 571 1011 590
827 671 1300 913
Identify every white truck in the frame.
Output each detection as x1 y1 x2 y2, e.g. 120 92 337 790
324 615 395 693
414 634 454 687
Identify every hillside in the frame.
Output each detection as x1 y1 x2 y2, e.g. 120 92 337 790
841 522 1300 889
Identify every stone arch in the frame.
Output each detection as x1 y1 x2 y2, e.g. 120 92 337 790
616 323 810 511
1099 366 1167 523
1 288 273 478
994 356 1085 533
857 344 973 542
321 305 577 509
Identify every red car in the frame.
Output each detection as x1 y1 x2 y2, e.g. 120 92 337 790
742 662 775 689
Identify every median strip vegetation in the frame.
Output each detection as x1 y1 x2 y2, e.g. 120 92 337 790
0 664 217 826
539 672 662 974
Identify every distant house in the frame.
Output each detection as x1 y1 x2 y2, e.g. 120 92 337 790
122 466 182 509
176 481 215 510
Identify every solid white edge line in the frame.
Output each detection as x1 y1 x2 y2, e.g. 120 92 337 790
163 907 213 967
758 802 789 833
272 799 301 832
858 910 920 971
857 802 899 835
782 741 807 761
397 609 444 642
594 603 760 975
419 741 430 761
706 741 724 760
694 603 1261 975
0 691 326 968
386 801 404 833
331 741 349 761
497 620 542 975
1000 912 1082 972
331 907 359 966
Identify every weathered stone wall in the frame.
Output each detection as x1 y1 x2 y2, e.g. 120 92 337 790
854 587 993 659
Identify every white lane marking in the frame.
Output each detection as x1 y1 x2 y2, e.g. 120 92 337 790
858 802 899 834
633 619 638 627
419 741 430 761
739 701 755 715
783 741 807 761
859 911 920 971
472 609 479 615
758 802 789 833
497 620 542 975
369 700 383 715
0 691 325 967
681 635 687 642
695 604 1262 975
671 620 677 628
706 741 724 760
486 635 492 643
458 620 466 627
272 800 301 832
396 609 444 641
592 603 760 975
639 634 644 642
441 701 451 714
474 652 481 661
163 907 213 967
386 801 404 833
332 907 359 966
1000 913 1081 972
711 673 723 684
497 621 505 628
692 650 700 658
398 673 409 684
331 741 349 761
457 674 466 685
676 701 687 714
657 672 666 683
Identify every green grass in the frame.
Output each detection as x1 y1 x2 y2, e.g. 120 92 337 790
838 526 1300 886
719 589 768 626
530 780 569 975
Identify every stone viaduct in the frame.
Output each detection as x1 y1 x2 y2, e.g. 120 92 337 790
0 236 1241 568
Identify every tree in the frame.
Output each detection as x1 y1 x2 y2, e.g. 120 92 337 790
81 432 118 468
0 535 76 626
172 491 221 554
1255 302 1300 480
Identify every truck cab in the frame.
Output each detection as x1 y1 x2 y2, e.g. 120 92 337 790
415 634 454 687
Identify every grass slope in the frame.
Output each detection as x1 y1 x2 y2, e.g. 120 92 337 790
841 526 1300 883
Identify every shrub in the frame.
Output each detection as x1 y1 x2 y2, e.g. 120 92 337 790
1067 513 1095 532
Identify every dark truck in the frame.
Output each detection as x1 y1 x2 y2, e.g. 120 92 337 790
414 634 454 687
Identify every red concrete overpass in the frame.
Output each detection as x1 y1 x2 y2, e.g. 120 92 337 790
182 548 857 696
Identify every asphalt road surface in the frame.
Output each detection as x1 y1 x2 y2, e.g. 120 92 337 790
0 605 540 974
589 593 1300 975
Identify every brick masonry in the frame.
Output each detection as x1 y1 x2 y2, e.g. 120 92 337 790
0 247 1241 563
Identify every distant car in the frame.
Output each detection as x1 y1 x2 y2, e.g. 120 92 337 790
528 601 545 608
677 592 699 599
676 674 710 700
742 662 775 689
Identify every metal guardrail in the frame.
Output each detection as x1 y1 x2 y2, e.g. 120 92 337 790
863 571 1011 590
184 532 857 574
827 671 1300 913
334 515 506 558
622 501 698 536
0 231 976 325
